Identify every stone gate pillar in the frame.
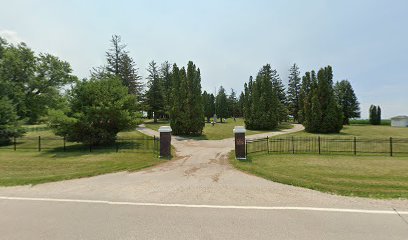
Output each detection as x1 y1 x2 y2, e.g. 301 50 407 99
233 126 246 160
158 126 172 158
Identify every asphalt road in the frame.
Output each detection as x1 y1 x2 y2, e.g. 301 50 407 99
1 198 407 240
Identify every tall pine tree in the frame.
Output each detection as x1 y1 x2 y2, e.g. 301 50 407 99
170 61 204 135
244 64 279 130
302 66 343 133
145 61 164 122
160 61 172 118
271 68 287 122
215 86 228 123
287 63 301 122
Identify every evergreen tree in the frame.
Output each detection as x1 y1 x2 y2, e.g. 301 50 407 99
302 66 343 133
227 88 238 118
93 35 143 97
334 80 360 124
186 61 205 134
169 64 184 134
48 77 138 145
369 105 377 125
0 97 25 143
169 62 204 135
244 64 279 130
119 54 143 96
243 76 253 120
299 71 312 123
287 63 301 122
203 91 215 123
271 68 287 122
160 61 172 118
145 61 164 122
215 86 228 123
377 106 382 124
237 91 245 118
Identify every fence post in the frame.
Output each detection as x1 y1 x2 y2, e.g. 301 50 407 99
116 142 119 153
292 136 295 154
89 143 92 152
63 136 66 152
266 136 269 154
13 136 16 151
318 136 321 155
38 136 41 152
353 137 357 156
390 137 393 157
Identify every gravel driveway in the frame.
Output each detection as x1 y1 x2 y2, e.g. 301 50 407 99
0 124 407 212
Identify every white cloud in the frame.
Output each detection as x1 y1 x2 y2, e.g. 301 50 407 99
0 29 23 44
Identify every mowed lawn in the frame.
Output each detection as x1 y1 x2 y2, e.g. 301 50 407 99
231 152 408 199
284 124 408 138
232 124 408 199
0 127 163 186
144 118 293 140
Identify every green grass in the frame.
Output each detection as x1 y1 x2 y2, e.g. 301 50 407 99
349 119 391 126
0 126 163 186
144 118 293 140
230 152 408 199
0 151 163 186
284 124 408 138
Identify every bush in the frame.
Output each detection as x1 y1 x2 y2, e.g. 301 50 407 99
0 97 25 143
48 77 139 145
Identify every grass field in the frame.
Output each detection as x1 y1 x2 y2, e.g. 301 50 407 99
230 152 408 199
0 126 163 186
283 124 408 138
144 118 293 140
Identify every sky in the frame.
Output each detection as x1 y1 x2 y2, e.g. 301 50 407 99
1 0 407 118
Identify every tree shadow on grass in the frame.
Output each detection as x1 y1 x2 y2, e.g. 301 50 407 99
38 141 155 158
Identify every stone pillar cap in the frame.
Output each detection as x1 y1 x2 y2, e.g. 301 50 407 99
233 126 246 133
158 126 172 133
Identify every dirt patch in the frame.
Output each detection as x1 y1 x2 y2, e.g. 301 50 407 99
184 166 200 176
212 172 221 182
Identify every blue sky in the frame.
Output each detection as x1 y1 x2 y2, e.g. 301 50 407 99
1 0 407 118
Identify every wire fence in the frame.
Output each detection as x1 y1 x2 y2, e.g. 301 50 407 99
246 136 408 157
0 136 160 154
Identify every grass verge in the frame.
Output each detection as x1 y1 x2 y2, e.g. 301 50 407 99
282 124 408 138
230 151 408 199
0 127 164 186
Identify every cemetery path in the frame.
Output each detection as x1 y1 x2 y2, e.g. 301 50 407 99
0 123 407 212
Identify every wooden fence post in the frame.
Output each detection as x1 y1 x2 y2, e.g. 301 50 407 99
38 136 41 152
292 136 295 154
63 136 66 152
318 136 321 155
13 136 16 151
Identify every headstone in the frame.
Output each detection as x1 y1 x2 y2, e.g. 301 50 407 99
158 126 172 158
233 126 246 160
